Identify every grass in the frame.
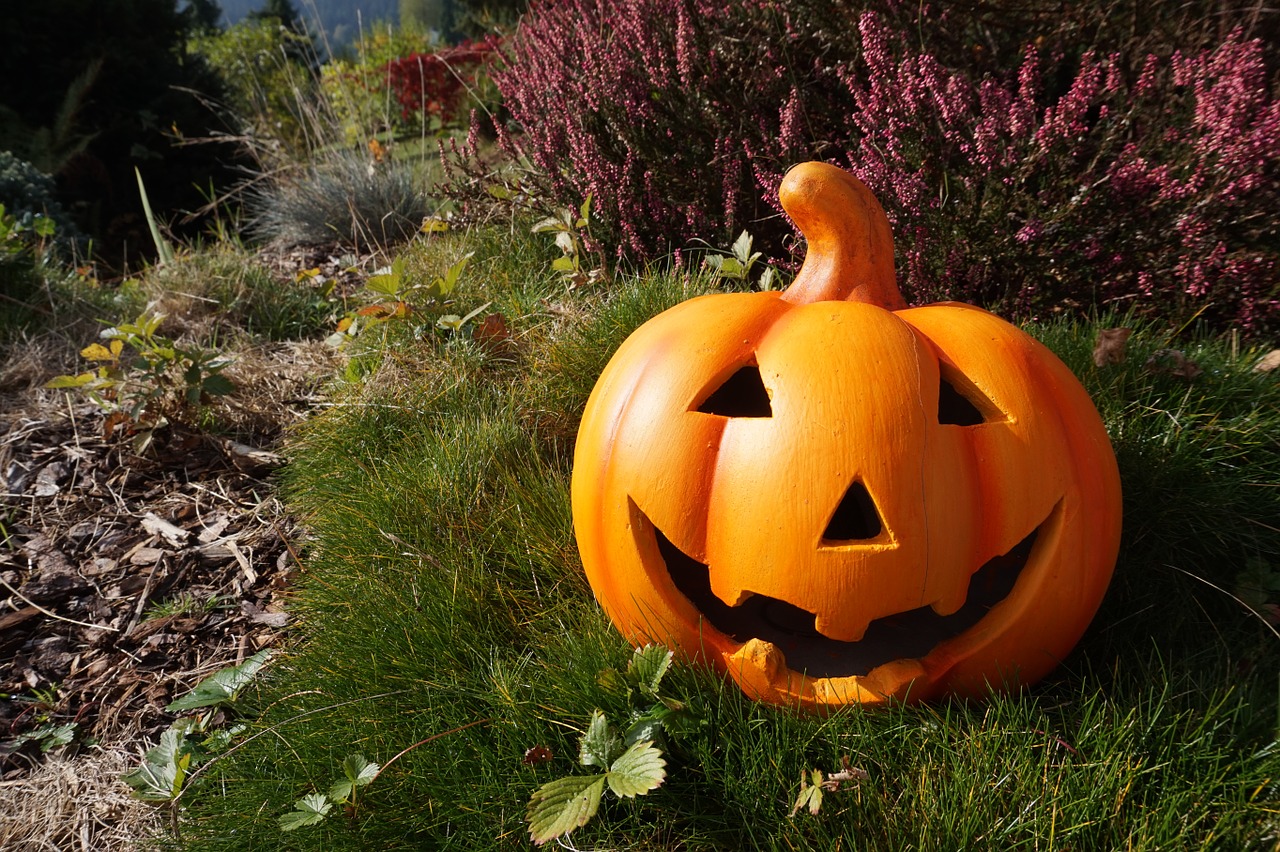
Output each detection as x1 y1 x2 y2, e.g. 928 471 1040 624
160 217 1280 850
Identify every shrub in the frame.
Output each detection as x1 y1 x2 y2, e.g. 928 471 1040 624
480 0 1279 335
189 18 321 160
383 40 502 134
0 152 83 254
319 23 438 147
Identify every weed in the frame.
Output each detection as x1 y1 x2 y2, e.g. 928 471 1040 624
45 311 235 451
530 195 605 289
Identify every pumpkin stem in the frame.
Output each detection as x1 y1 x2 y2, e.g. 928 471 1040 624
778 162 905 310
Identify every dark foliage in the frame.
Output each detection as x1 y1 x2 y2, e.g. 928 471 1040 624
0 0 239 270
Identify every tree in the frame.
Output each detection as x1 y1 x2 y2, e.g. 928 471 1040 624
249 0 301 30
185 0 224 34
0 0 236 268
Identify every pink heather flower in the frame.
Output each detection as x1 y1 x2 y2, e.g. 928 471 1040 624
1015 220 1042 244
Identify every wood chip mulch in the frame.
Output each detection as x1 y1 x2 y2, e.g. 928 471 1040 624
0 404 299 772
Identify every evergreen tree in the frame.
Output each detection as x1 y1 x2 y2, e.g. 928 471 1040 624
248 0 301 30
185 0 223 33
0 0 235 268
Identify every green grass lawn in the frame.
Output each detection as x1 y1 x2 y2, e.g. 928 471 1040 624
170 225 1280 850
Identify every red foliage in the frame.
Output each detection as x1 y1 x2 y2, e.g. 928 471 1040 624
383 40 499 125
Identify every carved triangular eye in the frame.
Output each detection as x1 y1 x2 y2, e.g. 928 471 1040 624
822 481 882 543
937 366 995 426
696 365 772 417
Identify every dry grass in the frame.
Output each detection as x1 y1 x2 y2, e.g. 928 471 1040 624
0 746 165 851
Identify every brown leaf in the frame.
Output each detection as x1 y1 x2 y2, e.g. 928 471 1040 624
1145 348 1202 380
522 745 554 766
1253 350 1280 373
474 313 513 352
1092 328 1132 367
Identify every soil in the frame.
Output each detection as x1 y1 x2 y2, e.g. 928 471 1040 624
0 249 349 849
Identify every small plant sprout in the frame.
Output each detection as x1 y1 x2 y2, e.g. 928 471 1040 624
124 650 272 834
532 195 605 289
527 645 690 846
327 251 476 346
789 756 870 817
702 229 777 290
45 310 235 449
279 753 380 831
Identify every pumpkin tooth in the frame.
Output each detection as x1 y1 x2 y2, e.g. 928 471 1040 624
814 613 870 644
727 637 786 682
930 587 968 617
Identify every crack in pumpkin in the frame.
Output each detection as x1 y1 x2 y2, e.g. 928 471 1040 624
648 508 1054 679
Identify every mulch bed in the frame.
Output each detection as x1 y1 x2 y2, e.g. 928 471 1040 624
0 407 297 765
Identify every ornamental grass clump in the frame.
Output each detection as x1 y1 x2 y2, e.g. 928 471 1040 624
482 0 1279 335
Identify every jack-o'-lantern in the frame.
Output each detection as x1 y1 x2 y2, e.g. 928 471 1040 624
571 162 1122 709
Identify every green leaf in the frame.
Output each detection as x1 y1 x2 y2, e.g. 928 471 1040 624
366 258 406 296
627 644 673 697
605 740 666 798
436 251 474 296
526 774 606 846
551 256 576 273
201 373 236 396
343 753 379 787
13 722 78 752
790 769 825 817
45 372 97 389
166 649 271 711
622 711 666 748
279 793 332 831
32 216 56 238
135 167 175 266
328 778 354 802
579 709 621 768
122 727 191 801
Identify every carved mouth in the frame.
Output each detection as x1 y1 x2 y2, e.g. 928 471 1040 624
649 511 1053 679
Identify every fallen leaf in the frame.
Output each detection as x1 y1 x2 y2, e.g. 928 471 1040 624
1093 328 1132 367
1145 348 1202 380
474 313 512 351
1253 350 1280 373
523 745 554 766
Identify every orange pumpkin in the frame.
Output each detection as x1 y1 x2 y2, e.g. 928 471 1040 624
571 162 1122 709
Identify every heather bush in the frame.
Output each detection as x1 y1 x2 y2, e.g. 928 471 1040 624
478 0 1279 335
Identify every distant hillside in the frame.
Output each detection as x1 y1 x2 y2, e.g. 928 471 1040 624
212 0 403 49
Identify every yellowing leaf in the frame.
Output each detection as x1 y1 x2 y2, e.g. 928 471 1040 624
605 740 665 797
81 340 122 361
421 217 450 233
527 774 606 846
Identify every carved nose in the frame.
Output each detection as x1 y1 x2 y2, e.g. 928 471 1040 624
821 481 882 544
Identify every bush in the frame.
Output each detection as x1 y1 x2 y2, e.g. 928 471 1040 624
383 40 502 135
190 18 321 161
0 151 83 253
481 0 1279 335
